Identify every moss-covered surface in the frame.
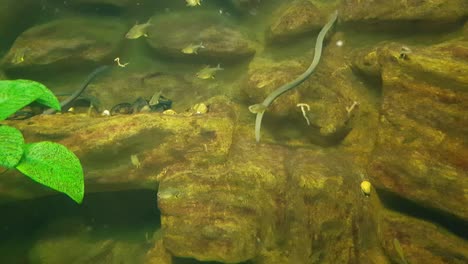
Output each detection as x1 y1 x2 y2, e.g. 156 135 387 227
341 0 468 31
352 40 468 222
267 0 324 43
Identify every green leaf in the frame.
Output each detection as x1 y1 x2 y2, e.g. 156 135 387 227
0 125 25 168
0 79 61 120
16 142 84 204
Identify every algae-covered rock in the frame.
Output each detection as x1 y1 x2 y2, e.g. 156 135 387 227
1 17 126 69
351 47 381 78
245 56 304 115
156 134 377 263
157 165 258 263
379 210 468 263
145 240 172 264
267 0 324 43
360 40 468 221
340 0 468 31
0 97 237 202
146 11 257 62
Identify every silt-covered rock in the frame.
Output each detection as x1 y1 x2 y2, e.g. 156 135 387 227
354 40 468 221
1 17 126 70
146 11 257 62
267 0 324 43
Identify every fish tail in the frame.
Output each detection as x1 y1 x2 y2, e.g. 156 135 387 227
146 16 153 25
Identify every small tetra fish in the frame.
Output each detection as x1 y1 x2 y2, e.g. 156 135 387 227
196 64 224 79
181 42 205 54
186 0 201 7
125 18 152 39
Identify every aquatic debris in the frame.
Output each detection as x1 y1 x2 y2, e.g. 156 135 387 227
296 103 311 126
248 10 338 142
346 101 359 116
186 0 201 7
114 57 129 67
131 154 141 168
360 180 371 197
192 103 208 114
196 64 224 79
125 18 152 39
181 42 205 54
399 46 412 60
393 238 409 264
101 109 110 116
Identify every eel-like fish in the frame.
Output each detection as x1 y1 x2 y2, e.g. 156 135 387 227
249 10 339 143
43 65 110 115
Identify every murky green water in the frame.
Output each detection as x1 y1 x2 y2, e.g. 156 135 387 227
0 190 160 263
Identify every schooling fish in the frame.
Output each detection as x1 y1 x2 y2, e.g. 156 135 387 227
125 18 152 39
181 42 205 54
186 0 202 7
196 64 224 79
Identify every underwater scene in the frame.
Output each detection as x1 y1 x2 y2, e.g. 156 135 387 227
0 0 467 263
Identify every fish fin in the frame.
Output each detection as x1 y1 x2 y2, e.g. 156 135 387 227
200 42 205 48
146 17 153 25
144 33 148 37
216 63 224 70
